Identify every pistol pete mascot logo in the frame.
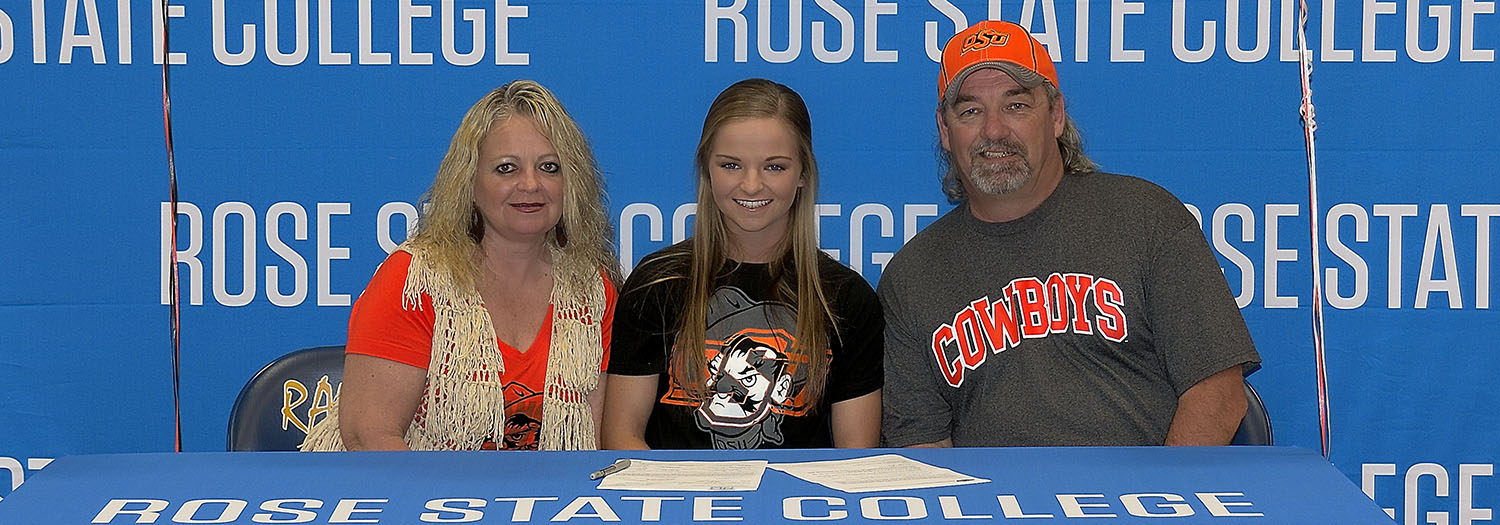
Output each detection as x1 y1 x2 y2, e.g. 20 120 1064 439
663 286 818 449
696 332 795 446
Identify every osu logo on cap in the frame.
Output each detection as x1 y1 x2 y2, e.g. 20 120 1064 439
961 28 1010 54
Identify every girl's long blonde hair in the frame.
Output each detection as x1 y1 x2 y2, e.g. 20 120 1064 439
647 78 836 407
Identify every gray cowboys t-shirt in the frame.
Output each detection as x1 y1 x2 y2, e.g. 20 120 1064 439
879 172 1260 447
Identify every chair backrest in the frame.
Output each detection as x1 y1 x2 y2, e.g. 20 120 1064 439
1230 380 1273 446
226 346 346 451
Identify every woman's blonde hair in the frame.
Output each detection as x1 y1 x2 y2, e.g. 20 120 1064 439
645 78 836 407
406 80 619 286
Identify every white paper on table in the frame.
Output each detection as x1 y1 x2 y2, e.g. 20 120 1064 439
766 454 990 493
595 459 769 491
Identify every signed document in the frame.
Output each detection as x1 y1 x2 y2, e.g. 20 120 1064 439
595 459 769 491
766 454 990 493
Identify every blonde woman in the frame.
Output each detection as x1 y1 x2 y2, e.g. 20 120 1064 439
302 81 618 451
601 79 882 449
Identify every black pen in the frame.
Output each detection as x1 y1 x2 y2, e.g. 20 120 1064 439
589 459 632 480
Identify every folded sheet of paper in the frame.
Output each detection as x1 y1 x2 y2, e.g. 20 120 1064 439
767 454 990 493
595 459 769 491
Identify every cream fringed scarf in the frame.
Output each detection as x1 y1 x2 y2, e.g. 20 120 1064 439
300 243 604 451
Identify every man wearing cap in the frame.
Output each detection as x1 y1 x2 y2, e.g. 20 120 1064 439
879 20 1261 447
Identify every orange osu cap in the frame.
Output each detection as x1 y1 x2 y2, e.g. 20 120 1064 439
938 20 1059 104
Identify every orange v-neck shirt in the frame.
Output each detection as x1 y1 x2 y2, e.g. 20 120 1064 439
346 250 615 449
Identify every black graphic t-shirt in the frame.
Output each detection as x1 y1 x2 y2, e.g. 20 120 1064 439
609 242 883 449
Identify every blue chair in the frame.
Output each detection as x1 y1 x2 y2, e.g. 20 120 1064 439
1230 380 1273 446
226 346 346 451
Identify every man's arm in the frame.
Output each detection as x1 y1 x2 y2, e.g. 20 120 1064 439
1145 205 1261 447
878 275 956 448
1164 365 1247 446
905 438 953 448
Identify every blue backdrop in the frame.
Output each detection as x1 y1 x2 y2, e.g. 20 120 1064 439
2 1 1496 521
